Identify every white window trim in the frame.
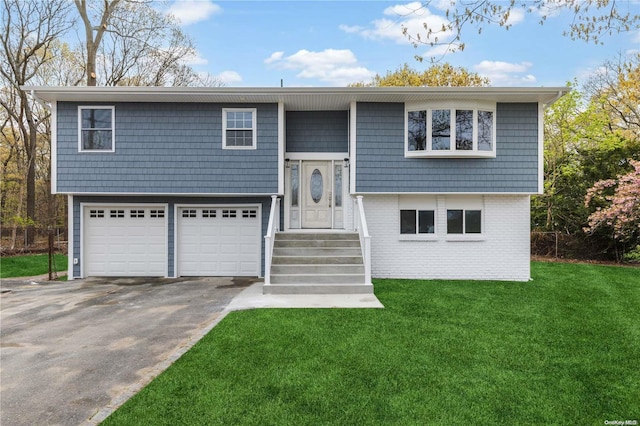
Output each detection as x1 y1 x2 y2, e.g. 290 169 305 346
78 106 115 153
398 208 438 241
398 195 438 241
222 108 257 150
444 195 486 241
405 101 496 158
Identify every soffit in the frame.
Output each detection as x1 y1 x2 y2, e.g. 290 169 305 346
24 86 569 110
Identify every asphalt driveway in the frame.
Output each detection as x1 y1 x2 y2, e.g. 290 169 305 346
0 276 257 426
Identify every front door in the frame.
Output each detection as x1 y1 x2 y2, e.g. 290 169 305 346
301 161 332 228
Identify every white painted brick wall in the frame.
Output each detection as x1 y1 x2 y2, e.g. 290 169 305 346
363 194 531 281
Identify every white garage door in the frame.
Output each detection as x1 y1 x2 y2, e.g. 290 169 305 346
83 206 167 277
177 206 260 276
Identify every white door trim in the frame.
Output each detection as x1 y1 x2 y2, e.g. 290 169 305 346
285 159 348 230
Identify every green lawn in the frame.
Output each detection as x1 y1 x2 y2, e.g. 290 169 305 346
0 254 67 278
103 262 639 425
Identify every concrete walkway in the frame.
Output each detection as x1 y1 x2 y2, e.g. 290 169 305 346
228 281 384 310
1 277 382 425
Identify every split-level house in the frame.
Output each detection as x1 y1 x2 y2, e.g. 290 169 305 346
27 86 567 294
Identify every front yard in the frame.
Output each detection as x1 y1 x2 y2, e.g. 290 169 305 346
104 261 639 424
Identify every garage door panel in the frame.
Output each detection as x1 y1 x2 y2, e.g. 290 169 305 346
178 207 260 276
84 206 167 277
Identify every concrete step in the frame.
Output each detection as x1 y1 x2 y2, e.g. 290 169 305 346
263 283 374 295
267 232 368 295
273 247 362 256
271 264 364 274
271 255 363 265
270 273 365 284
275 233 359 241
274 239 361 248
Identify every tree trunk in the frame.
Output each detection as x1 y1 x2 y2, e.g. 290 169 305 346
86 37 97 86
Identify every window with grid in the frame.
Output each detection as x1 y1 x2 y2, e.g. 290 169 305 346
223 109 256 149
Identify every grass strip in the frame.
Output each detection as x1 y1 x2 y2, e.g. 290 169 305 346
0 254 68 278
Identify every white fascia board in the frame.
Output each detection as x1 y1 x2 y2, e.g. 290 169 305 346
51 102 57 194
278 101 285 194
67 195 74 279
351 191 537 196
22 85 571 106
349 101 357 194
55 192 281 197
538 102 545 194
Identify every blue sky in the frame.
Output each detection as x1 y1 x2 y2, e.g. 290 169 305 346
163 0 640 87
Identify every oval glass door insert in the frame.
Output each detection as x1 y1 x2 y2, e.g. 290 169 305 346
310 169 323 203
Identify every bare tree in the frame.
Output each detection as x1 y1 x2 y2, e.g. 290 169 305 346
584 53 640 140
405 1 640 61
0 0 72 245
74 0 218 87
74 0 122 86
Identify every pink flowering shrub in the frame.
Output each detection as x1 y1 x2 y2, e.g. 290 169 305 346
584 160 640 242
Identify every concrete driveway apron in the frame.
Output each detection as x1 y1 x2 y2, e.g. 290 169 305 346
0 276 256 426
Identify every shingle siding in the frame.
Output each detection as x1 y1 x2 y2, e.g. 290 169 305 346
286 111 348 153
355 102 539 193
57 102 279 194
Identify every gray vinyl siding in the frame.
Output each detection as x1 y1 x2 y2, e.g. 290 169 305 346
286 111 348 153
355 102 539 193
71 196 272 278
57 102 278 194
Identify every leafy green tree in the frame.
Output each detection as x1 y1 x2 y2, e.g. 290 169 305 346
532 55 640 260
350 63 489 87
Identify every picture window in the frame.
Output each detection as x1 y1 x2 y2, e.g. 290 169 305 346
406 104 495 157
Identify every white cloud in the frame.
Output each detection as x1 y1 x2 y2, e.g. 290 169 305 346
264 49 375 86
423 43 458 58
475 60 532 74
182 50 208 66
167 0 221 26
216 70 242 85
504 8 525 26
264 51 284 65
633 31 640 44
339 24 364 34
341 2 454 45
474 60 537 86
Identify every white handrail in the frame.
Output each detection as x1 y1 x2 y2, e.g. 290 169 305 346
354 195 372 284
264 195 280 285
